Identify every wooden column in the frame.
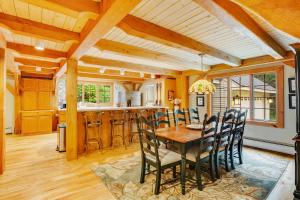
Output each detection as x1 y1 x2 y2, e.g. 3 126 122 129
66 59 78 160
14 74 21 134
0 48 6 174
176 75 189 108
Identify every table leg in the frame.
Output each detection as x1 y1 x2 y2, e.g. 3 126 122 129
180 144 187 195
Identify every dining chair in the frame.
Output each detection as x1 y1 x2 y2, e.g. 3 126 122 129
136 114 181 195
230 109 248 170
188 107 200 124
154 109 171 128
214 110 236 178
186 112 220 190
173 108 187 126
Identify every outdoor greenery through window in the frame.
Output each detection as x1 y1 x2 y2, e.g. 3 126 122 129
77 82 113 105
212 72 277 122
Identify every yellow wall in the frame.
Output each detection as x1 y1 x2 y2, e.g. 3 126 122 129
164 78 176 108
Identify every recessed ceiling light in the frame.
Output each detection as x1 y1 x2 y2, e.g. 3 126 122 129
99 67 105 74
151 74 155 79
120 69 125 76
36 67 42 72
35 41 45 51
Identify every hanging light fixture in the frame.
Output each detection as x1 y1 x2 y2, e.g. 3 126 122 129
189 54 216 94
120 69 125 76
35 41 45 51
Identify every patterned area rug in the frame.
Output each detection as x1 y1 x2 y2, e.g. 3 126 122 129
91 149 289 200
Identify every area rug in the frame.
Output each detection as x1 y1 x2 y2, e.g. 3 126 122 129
91 149 290 200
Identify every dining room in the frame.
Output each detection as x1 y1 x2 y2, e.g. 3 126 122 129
0 0 299 200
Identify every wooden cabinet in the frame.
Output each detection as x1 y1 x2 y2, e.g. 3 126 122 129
38 79 53 91
21 112 38 134
22 78 38 91
21 111 53 135
38 92 52 110
22 91 38 111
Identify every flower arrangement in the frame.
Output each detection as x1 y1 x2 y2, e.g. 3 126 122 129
189 79 216 94
171 98 181 105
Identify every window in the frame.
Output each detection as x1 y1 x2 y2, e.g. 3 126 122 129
210 67 283 127
77 82 113 105
212 78 228 116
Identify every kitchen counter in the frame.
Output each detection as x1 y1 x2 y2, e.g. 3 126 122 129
58 106 167 155
58 106 167 112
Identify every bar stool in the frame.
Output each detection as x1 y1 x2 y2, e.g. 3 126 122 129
128 110 139 144
83 112 103 153
110 110 127 149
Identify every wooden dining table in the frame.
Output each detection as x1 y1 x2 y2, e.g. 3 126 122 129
155 126 205 195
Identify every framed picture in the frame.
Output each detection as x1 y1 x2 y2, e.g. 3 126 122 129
196 96 205 107
289 94 296 109
288 77 296 93
168 90 175 101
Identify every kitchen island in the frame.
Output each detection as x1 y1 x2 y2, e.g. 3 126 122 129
58 106 166 154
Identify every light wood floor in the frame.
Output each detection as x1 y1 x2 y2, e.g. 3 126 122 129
0 133 295 200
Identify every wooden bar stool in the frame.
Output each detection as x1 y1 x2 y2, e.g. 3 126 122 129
128 110 139 144
83 112 103 153
110 110 127 149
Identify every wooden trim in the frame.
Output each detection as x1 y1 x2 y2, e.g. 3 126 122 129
66 59 78 160
118 15 241 66
14 74 21 134
6 82 14 95
18 65 56 74
21 72 53 80
193 0 286 59
7 43 67 59
207 65 284 128
0 13 79 42
0 48 6 174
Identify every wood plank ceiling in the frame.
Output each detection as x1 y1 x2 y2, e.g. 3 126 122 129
0 0 296 79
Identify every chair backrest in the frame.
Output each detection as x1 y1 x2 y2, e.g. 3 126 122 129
173 109 187 126
188 107 200 124
136 114 160 165
218 110 236 148
154 109 170 128
234 109 248 136
197 113 220 159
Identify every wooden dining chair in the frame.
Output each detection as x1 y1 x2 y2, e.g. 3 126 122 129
230 109 248 170
214 110 236 178
186 112 220 190
173 109 187 126
136 114 182 195
154 109 171 128
188 107 200 124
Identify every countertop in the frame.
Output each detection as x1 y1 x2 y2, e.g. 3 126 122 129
58 106 167 112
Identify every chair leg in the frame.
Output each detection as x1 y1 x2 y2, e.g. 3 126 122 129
172 166 176 178
214 149 220 179
140 159 146 184
238 140 243 165
209 153 215 182
230 145 236 170
154 167 161 195
225 148 230 172
195 161 203 190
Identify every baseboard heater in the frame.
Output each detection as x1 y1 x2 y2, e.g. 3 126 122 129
243 136 294 155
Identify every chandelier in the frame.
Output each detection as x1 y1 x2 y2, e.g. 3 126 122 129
188 54 216 94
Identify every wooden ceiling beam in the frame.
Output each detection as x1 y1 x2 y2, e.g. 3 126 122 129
14 58 60 69
80 56 178 76
78 65 151 79
193 0 286 59
68 0 141 59
117 15 241 66
7 43 67 59
95 39 209 70
18 65 56 74
0 13 79 43
21 71 53 79
78 72 145 82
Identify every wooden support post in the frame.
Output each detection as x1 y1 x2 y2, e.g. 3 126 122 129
14 74 21 134
66 59 78 160
176 75 189 109
0 48 6 174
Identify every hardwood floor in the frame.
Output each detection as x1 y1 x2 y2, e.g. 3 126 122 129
0 133 295 200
